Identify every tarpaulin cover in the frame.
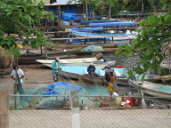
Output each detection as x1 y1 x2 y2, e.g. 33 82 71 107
48 81 82 91
89 21 137 27
62 13 82 21
42 81 82 95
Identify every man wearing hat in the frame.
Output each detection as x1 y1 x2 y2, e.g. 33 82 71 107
103 62 117 99
51 57 60 81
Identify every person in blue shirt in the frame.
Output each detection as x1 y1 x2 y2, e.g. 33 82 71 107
87 64 98 78
51 57 60 81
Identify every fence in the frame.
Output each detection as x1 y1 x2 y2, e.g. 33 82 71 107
8 93 171 110
0 91 170 128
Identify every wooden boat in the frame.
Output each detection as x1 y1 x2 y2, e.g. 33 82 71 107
131 81 171 99
58 69 128 86
36 59 129 86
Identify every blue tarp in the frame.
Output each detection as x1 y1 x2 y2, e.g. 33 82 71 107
89 21 137 27
62 13 82 21
72 27 104 32
42 81 82 95
45 5 82 21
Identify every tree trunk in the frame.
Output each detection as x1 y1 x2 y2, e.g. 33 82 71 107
141 0 144 13
108 5 112 19
85 0 88 20
58 6 62 26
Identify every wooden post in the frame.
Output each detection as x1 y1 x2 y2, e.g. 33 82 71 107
0 89 9 128
40 45 43 55
70 90 80 128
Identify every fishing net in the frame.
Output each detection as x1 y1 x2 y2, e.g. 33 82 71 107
9 81 85 109
83 45 104 52
9 80 111 110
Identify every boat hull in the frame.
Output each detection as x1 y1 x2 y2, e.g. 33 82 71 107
59 70 129 86
142 88 171 99
132 81 171 100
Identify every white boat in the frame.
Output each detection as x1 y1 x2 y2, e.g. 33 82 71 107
131 81 171 99
36 57 97 64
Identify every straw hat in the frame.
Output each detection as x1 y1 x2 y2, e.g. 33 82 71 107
96 53 103 60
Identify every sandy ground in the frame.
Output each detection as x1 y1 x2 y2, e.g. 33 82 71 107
9 109 171 128
0 64 53 92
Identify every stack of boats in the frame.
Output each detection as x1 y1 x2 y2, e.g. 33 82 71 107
68 20 137 43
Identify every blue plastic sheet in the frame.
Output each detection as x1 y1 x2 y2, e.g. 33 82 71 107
49 81 82 90
62 13 82 21
42 81 82 95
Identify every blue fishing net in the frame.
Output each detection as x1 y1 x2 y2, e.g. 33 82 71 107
10 81 85 109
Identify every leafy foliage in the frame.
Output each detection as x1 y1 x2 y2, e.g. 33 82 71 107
74 0 163 18
116 1 171 76
122 0 161 12
75 0 123 17
0 0 53 56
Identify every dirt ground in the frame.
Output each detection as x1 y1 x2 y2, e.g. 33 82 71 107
0 64 53 92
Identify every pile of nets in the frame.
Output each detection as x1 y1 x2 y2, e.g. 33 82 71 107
10 81 110 109
10 82 86 109
83 45 103 52
9 85 48 110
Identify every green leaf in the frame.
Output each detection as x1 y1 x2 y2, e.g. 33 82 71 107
164 15 171 24
145 15 158 26
7 49 21 56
